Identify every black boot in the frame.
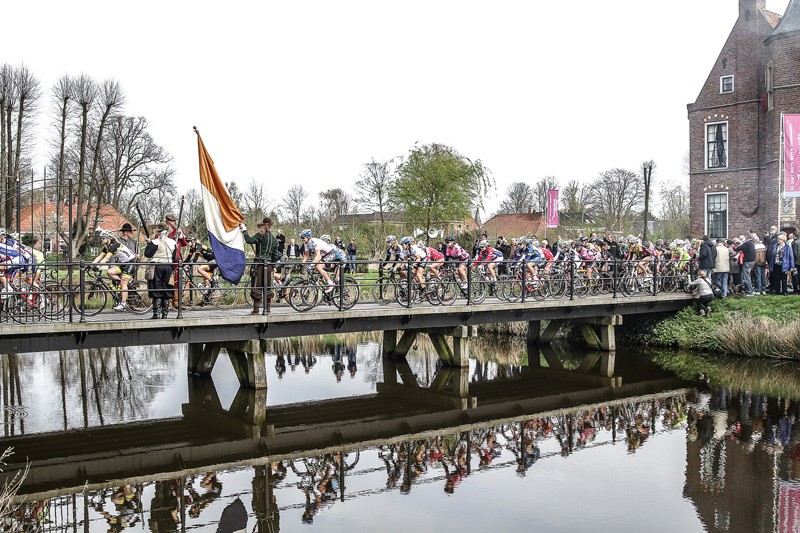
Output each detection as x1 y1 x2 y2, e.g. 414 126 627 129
161 297 169 319
151 298 161 319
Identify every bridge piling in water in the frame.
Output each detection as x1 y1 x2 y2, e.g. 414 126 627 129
187 340 267 389
531 315 622 352
382 326 477 367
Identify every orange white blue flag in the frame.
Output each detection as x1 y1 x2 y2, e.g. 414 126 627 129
195 129 246 283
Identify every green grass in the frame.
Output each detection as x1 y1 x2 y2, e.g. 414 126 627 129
626 295 800 360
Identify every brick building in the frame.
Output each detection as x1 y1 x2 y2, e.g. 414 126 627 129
688 0 800 239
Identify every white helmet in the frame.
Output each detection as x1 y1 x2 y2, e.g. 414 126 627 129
98 229 114 240
320 234 331 243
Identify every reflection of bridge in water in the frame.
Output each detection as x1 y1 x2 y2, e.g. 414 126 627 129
1 342 689 499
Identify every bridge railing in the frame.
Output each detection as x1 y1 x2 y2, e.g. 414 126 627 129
0 256 695 323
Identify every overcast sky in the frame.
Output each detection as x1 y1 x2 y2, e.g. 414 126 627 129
1 0 791 218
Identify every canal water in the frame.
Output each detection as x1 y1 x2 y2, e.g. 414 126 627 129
0 335 797 532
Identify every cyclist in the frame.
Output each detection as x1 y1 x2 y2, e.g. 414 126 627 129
399 236 427 289
0 228 31 293
383 235 405 276
420 240 445 279
474 239 503 287
300 229 337 292
444 237 470 289
186 235 218 304
92 229 137 311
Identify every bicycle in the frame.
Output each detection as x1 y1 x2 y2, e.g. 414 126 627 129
71 267 152 316
286 265 359 312
179 265 238 310
0 276 47 323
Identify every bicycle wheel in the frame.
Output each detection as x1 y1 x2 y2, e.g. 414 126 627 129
548 274 567 298
212 280 239 310
587 272 602 296
423 279 441 306
332 277 360 310
11 289 45 324
288 278 319 312
572 274 590 298
126 282 153 314
530 276 549 301
43 281 70 318
469 275 487 304
372 276 397 305
437 276 458 306
179 283 198 311
72 281 107 316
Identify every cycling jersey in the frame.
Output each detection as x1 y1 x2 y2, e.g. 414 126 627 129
189 242 216 263
408 245 427 262
0 237 32 274
475 247 503 265
425 247 444 262
103 241 136 263
444 244 469 261
385 245 405 262
541 248 554 261
305 238 335 257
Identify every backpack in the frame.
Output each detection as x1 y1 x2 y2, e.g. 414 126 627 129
754 248 766 266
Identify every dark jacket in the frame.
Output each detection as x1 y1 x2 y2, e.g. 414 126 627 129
770 242 796 274
243 230 281 262
698 239 717 270
734 239 755 262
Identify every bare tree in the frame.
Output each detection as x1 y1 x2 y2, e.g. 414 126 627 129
282 184 307 234
587 168 643 232
0 64 13 227
532 176 559 212
318 187 351 225
658 181 690 238
8 66 40 226
354 158 395 231
242 178 272 217
99 115 174 213
497 181 536 214
641 160 656 241
560 179 590 214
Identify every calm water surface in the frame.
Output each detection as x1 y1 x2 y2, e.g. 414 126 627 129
0 335 797 532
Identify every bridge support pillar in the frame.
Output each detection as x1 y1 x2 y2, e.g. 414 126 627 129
382 330 398 357
534 315 621 352
187 343 221 375
228 349 267 390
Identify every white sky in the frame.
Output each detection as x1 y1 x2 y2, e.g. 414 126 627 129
1 0 791 217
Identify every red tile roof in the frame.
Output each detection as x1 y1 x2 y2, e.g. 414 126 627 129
481 213 546 240
17 202 132 234
761 8 782 28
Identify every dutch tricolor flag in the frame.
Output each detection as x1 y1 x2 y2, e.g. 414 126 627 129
195 128 246 284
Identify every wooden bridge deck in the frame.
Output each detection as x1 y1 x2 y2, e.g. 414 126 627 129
0 292 692 353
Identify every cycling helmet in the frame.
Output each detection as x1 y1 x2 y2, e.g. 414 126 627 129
386 235 397 244
0 227 6 236
417 240 425 248
186 234 197 242
531 240 540 247
98 229 114 239
642 240 651 248
444 236 455 243
320 234 331 243
579 235 588 242
627 236 638 244
526 238 535 245
478 239 489 248
300 229 312 239
400 236 413 246
655 239 664 247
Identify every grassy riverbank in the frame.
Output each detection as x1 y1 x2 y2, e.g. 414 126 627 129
626 296 800 360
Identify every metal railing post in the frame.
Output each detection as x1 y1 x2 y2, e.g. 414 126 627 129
569 255 575 301
612 259 618 298
406 258 413 309
79 261 86 323
176 258 184 319
268 257 272 315
521 257 527 304
339 258 345 310
653 258 658 296
466 258 472 305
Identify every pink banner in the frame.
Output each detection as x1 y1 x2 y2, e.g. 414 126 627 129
779 481 800 533
546 189 559 228
784 114 800 197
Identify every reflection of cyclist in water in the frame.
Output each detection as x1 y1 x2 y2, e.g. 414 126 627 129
275 355 287 379
149 480 180 531
332 346 345 382
187 472 222 519
99 485 140 531
347 349 357 378
301 354 317 374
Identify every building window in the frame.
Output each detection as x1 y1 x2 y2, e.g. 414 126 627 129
720 75 734 94
766 61 774 110
706 192 728 239
705 122 728 169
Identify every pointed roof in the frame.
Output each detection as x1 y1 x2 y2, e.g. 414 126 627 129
761 8 782 28
766 0 800 42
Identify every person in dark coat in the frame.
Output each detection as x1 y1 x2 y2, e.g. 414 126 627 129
698 235 717 277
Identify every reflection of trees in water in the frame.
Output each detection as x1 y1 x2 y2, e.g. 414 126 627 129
0 345 186 433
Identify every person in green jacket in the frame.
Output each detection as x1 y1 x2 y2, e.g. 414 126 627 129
239 217 281 315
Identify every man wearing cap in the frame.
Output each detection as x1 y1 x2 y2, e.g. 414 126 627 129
240 217 281 315
165 214 188 305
